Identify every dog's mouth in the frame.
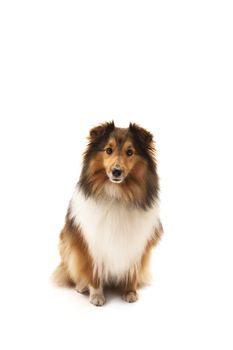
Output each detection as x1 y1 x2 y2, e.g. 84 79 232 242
107 173 125 184
111 178 124 183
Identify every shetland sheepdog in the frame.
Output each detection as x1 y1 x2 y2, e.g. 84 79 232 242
53 121 163 306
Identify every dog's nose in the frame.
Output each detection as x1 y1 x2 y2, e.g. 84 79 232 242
112 168 122 178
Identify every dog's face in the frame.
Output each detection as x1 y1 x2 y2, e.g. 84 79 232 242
80 121 158 208
102 130 137 184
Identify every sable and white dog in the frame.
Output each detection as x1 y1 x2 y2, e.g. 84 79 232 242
53 121 163 306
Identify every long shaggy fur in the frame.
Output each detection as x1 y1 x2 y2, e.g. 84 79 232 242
53 121 163 305
52 263 74 287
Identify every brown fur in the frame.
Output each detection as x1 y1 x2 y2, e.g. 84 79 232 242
53 121 163 305
79 122 159 209
57 219 98 289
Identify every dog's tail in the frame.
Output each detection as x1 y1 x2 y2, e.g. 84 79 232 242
51 263 74 287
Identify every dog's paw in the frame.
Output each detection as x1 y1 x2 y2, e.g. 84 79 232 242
89 294 105 306
75 285 88 294
122 291 138 303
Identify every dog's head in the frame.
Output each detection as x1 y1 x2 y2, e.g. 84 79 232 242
79 121 159 208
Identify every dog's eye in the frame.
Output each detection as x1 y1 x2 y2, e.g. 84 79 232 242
106 147 113 155
126 149 133 157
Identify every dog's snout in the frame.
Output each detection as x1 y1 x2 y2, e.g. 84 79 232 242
112 168 122 178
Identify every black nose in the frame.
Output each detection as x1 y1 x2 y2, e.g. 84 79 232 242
112 168 122 178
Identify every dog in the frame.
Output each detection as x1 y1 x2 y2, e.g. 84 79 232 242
53 121 163 306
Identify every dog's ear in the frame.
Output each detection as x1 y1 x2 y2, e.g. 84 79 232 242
89 121 115 141
129 123 153 146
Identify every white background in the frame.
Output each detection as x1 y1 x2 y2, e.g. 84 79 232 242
0 0 232 349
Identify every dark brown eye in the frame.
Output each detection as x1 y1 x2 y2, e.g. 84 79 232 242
126 149 133 157
106 147 113 155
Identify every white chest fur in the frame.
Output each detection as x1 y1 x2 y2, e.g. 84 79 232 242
70 187 160 282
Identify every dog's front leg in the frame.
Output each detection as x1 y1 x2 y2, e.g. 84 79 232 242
89 284 105 306
121 276 138 303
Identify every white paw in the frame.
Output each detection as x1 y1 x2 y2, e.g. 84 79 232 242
89 294 105 306
122 291 138 303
